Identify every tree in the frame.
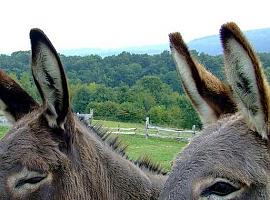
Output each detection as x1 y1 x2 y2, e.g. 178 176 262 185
161 71 183 93
134 76 172 104
148 106 167 125
72 87 92 113
177 95 201 129
116 102 145 122
87 101 120 120
92 85 117 102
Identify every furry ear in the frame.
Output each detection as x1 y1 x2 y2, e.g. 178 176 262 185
169 32 237 125
0 70 38 123
30 28 69 129
221 22 270 139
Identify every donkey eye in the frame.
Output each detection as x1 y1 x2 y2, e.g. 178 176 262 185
201 181 239 197
15 175 47 188
8 169 53 195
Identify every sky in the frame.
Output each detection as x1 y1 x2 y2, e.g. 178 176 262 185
1 0 270 54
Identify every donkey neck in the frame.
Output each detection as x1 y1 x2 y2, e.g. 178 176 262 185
72 120 166 199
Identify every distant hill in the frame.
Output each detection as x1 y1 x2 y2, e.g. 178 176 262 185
60 44 170 57
188 28 270 55
59 27 270 56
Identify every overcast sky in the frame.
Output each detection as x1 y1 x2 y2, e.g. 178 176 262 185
1 0 270 53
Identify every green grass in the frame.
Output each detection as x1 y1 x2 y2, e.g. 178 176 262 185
118 134 186 171
0 126 9 138
93 119 145 129
93 120 188 171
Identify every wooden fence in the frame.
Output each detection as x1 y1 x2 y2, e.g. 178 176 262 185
0 116 10 126
0 113 196 141
106 124 196 142
110 127 137 135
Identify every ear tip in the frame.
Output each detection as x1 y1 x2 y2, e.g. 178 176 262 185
169 32 183 48
30 28 49 48
220 22 241 46
30 28 45 39
169 32 190 56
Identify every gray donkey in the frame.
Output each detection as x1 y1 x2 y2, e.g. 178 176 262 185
159 22 270 199
0 29 167 199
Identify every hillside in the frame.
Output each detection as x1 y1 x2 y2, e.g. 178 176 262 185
188 28 270 55
60 44 170 57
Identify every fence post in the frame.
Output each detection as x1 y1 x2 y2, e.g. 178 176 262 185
156 127 160 137
117 124 120 134
145 117 149 139
89 109 94 125
192 124 196 135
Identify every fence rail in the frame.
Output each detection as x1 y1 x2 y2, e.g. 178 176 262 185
105 124 196 142
0 116 10 126
0 113 197 142
110 127 137 135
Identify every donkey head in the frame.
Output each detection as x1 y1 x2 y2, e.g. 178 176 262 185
159 22 270 199
0 29 75 199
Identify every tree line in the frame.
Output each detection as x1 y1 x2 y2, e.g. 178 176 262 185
2 50 270 129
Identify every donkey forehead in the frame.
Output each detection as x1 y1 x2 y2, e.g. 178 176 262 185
0 113 63 170
174 115 270 183
2 113 43 145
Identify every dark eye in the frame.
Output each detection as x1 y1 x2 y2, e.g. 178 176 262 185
201 181 239 197
15 176 46 188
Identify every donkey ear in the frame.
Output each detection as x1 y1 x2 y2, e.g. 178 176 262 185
221 22 270 139
169 32 237 125
30 28 69 129
0 70 38 123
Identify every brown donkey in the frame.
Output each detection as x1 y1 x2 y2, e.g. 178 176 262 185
159 22 270 200
0 29 167 199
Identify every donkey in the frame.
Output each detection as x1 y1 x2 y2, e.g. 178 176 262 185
0 29 167 199
159 22 270 200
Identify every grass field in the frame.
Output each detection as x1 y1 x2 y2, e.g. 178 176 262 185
0 126 9 137
118 134 186 171
0 120 188 171
93 119 145 129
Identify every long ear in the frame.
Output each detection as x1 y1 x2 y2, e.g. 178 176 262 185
0 70 38 123
30 28 69 129
169 32 237 125
221 22 270 139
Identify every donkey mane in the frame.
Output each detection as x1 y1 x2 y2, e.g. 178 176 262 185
79 118 167 175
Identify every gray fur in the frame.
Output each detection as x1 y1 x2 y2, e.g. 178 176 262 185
160 114 270 199
160 22 270 199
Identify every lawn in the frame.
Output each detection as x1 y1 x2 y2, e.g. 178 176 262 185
93 119 145 129
0 120 188 171
118 134 186 171
0 126 9 137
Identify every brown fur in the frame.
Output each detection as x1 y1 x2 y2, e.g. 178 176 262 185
221 22 270 137
0 70 38 121
0 29 167 199
160 22 270 199
169 32 237 120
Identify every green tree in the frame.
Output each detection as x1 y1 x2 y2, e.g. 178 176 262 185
87 101 120 120
92 85 117 102
72 87 92 113
148 106 167 125
178 95 201 129
18 72 40 102
116 102 145 122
